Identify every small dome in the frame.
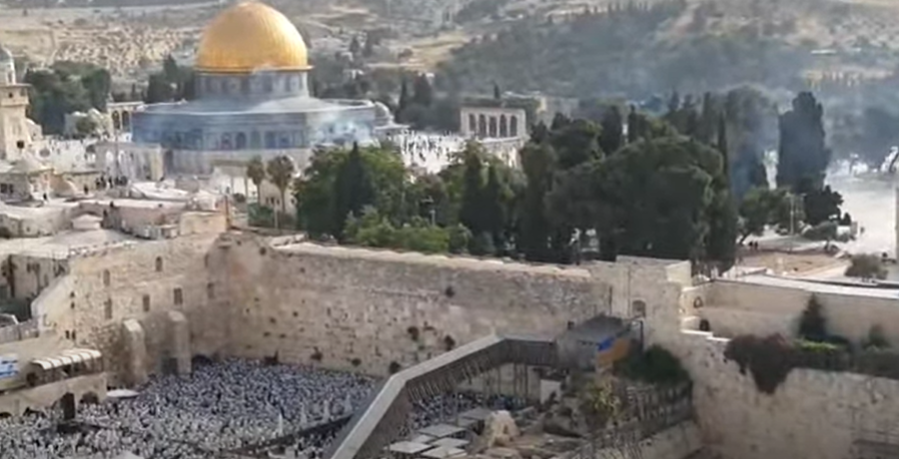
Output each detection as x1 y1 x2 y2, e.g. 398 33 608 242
195 1 310 74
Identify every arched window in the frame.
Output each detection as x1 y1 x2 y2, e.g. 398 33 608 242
468 114 476 133
265 132 277 149
205 78 214 94
478 114 487 137
236 132 247 149
510 115 519 137
499 115 508 138
250 131 262 149
111 112 121 131
221 133 232 150
263 75 274 93
488 117 498 137
279 133 291 148
155 256 163 272
240 78 250 95
122 112 131 130
102 270 110 287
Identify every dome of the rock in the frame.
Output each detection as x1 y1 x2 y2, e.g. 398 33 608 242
195 1 310 73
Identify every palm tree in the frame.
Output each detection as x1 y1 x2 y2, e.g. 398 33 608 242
246 156 266 204
266 155 295 229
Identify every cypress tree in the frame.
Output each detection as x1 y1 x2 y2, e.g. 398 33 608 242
459 145 485 236
600 106 624 153
397 78 409 121
717 114 729 175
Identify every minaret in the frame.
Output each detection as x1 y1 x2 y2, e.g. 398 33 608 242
0 44 32 161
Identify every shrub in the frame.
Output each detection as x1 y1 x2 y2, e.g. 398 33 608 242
845 254 888 281
443 335 456 351
802 221 837 241
798 296 827 342
795 339 849 371
724 334 796 394
863 325 890 350
614 345 690 385
407 326 420 341
388 361 402 374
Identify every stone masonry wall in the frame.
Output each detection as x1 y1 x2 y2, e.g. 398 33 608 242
664 330 899 459
699 280 899 344
61 233 223 384
219 235 612 376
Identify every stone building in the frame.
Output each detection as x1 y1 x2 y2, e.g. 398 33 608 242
0 45 41 161
131 1 387 175
459 106 526 140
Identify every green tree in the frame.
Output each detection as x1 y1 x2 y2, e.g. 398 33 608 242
412 74 433 107
482 164 507 250
738 187 773 243
459 143 486 249
332 143 376 239
163 55 180 82
146 73 175 103
246 156 267 204
75 116 98 137
777 92 829 191
802 185 843 226
517 142 557 261
397 78 410 120
599 106 624 154
80 68 111 111
266 156 296 228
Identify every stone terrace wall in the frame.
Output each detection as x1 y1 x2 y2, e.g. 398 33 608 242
666 330 899 459
220 236 612 376
698 280 899 344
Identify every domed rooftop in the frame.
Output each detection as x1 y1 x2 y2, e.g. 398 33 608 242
195 1 310 74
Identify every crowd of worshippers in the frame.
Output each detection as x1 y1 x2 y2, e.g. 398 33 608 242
383 132 468 173
95 175 130 190
0 359 376 459
0 358 528 459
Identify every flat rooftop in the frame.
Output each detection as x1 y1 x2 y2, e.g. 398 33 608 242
80 198 185 209
731 274 899 300
0 229 138 259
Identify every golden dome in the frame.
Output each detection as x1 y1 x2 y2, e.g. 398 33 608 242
195 1 310 74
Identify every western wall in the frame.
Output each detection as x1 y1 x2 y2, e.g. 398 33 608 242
13 223 899 459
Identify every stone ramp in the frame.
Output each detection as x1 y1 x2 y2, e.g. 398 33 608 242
326 334 559 459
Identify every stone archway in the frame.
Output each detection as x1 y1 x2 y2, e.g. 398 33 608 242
111 111 121 131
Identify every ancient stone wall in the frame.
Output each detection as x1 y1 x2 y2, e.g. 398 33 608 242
219 236 613 376
61 233 222 382
697 280 899 344
664 330 899 459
